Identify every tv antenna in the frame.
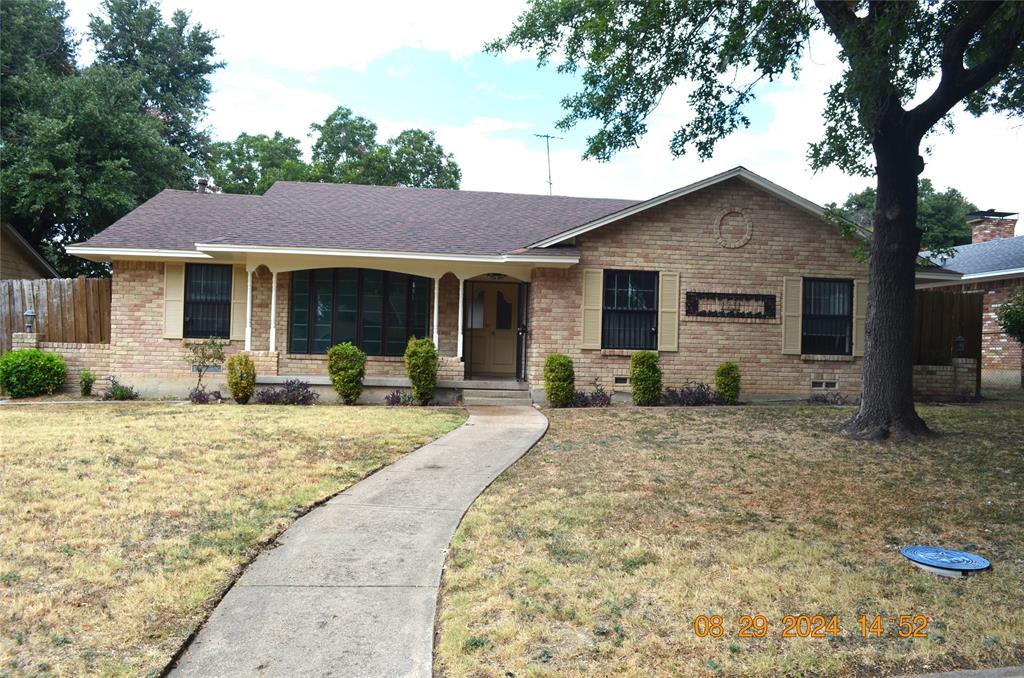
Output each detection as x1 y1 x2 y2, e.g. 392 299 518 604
534 133 562 195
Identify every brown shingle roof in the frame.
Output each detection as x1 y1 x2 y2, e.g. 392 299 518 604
82 189 261 251
79 182 639 255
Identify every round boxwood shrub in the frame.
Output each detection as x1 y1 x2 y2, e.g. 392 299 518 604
630 350 662 406
404 337 438 405
327 342 366 405
226 354 256 404
543 353 575 408
0 348 67 398
714 361 741 404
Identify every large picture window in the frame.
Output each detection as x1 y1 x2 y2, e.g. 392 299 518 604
801 278 853 355
184 263 232 339
602 269 658 350
289 268 432 355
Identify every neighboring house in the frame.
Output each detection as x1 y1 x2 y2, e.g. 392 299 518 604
920 210 1023 389
22 166 959 401
1 223 58 279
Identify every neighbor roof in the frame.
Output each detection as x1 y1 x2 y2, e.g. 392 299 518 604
921 236 1024 278
75 182 638 257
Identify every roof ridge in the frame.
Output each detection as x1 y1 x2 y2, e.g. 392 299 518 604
267 180 640 203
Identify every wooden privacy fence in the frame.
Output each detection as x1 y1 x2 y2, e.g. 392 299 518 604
912 289 983 366
0 277 110 353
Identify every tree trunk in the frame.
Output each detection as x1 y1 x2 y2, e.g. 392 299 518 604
841 143 931 440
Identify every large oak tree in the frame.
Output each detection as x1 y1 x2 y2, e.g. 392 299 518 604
491 0 1024 439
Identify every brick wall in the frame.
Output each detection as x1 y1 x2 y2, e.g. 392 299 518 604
526 177 868 398
912 359 978 399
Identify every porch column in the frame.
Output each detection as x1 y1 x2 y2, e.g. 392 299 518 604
432 276 441 347
456 275 464 359
244 267 254 350
269 270 278 352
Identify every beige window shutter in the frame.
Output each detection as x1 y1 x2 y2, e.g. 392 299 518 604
657 271 680 352
581 268 603 349
782 276 802 355
163 263 185 339
853 279 868 357
229 265 247 341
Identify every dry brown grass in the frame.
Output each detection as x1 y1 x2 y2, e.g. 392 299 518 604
0 403 466 677
436 402 1024 677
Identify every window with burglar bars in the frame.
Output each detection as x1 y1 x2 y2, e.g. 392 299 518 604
183 264 232 338
801 278 853 355
602 269 658 349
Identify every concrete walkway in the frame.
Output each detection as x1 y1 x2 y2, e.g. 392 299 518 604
170 405 548 678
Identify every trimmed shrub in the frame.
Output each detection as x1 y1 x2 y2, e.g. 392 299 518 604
662 381 726 406
0 349 67 398
404 337 438 405
714 362 741 404
103 377 139 401
226 354 256 404
543 354 575 408
254 379 319 405
327 342 366 405
630 351 662 406
79 370 97 397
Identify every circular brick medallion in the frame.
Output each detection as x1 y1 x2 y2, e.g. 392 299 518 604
715 208 752 249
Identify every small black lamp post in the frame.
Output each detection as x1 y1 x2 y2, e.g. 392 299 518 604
952 335 966 358
24 308 37 333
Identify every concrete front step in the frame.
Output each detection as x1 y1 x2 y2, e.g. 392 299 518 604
462 396 533 407
462 389 531 399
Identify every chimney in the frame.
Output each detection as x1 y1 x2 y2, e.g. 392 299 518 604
196 178 209 194
968 210 1018 244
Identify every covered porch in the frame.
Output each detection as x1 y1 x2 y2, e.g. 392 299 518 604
204 245 576 387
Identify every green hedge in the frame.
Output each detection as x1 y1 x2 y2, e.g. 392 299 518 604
543 353 575 407
226 354 256 404
327 342 367 404
714 362 741 404
405 337 438 405
630 351 662 406
0 349 67 398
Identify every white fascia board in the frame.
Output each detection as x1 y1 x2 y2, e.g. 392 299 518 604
916 267 1024 289
65 246 214 261
194 242 580 265
529 166 870 249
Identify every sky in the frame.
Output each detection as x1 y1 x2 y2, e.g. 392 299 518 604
64 0 1022 229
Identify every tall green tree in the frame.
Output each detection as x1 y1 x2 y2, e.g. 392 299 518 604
1 66 188 276
833 179 978 252
491 0 1024 439
208 132 309 195
88 0 222 165
308 106 461 189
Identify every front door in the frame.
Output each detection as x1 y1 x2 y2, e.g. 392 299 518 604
469 282 518 376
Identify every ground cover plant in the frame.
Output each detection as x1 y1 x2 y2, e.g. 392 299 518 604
436 402 1024 677
0 403 465 676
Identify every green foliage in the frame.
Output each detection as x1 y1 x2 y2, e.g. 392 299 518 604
208 132 310 195
225 354 256 404
996 288 1024 344
0 349 67 398
183 338 226 389
102 377 139 401
404 337 439 405
327 342 367 405
830 179 978 254
714 362 742 405
308 106 461 188
79 370 97 397
88 0 223 163
630 351 662 406
543 354 575 408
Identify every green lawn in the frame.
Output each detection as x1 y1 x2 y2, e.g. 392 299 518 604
0 403 466 677
436 401 1024 677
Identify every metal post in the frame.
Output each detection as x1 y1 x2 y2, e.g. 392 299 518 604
269 271 278 352
432 276 441 348
244 268 254 351
456 277 464 359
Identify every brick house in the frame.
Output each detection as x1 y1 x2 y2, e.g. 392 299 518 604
1 223 58 280
22 166 963 402
919 211 1023 390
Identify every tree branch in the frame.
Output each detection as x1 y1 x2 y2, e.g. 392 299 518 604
814 0 860 50
908 1 1023 139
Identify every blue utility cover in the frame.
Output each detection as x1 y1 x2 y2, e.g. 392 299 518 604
900 545 991 577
